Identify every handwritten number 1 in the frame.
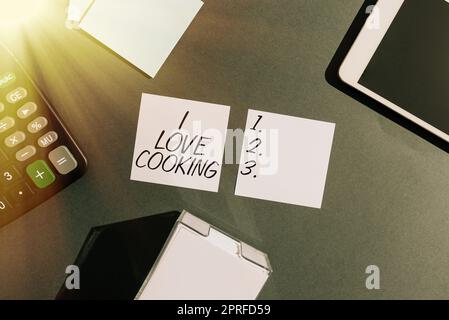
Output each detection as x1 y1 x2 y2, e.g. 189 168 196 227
251 115 262 130
241 115 263 177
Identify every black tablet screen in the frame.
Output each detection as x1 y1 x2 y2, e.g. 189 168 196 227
359 0 449 134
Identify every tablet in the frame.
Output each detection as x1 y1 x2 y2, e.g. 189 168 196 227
339 0 449 142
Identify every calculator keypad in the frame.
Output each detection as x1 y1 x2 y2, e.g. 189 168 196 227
0 165 21 188
48 146 78 175
17 102 37 119
16 145 36 162
28 116 48 133
26 160 56 189
0 72 16 89
38 131 58 148
6 87 27 104
8 183 34 204
0 116 15 133
5 131 26 148
0 52 87 229
0 196 11 213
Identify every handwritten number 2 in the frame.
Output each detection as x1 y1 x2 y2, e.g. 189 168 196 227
246 138 262 154
241 115 263 177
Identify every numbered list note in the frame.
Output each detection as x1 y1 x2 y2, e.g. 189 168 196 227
235 110 335 208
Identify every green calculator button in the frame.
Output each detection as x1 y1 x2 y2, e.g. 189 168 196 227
26 160 56 189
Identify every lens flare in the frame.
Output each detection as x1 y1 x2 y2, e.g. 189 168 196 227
0 0 50 28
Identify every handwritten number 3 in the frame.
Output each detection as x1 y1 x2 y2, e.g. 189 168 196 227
241 115 262 176
240 160 257 175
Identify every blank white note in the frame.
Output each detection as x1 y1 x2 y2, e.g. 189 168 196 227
80 0 203 77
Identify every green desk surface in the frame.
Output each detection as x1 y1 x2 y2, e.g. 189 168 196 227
1 0 449 299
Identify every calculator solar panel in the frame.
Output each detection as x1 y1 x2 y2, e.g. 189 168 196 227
0 43 87 229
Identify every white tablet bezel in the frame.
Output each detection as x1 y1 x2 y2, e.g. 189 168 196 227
339 0 449 143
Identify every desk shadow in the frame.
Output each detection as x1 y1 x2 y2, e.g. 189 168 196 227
325 0 449 153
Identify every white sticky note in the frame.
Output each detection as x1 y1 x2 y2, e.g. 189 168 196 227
235 110 335 208
131 94 230 192
79 0 203 77
67 0 94 23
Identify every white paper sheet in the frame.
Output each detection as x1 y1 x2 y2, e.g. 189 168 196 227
235 110 335 208
130 94 230 192
67 0 94 23
79 0 203 77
